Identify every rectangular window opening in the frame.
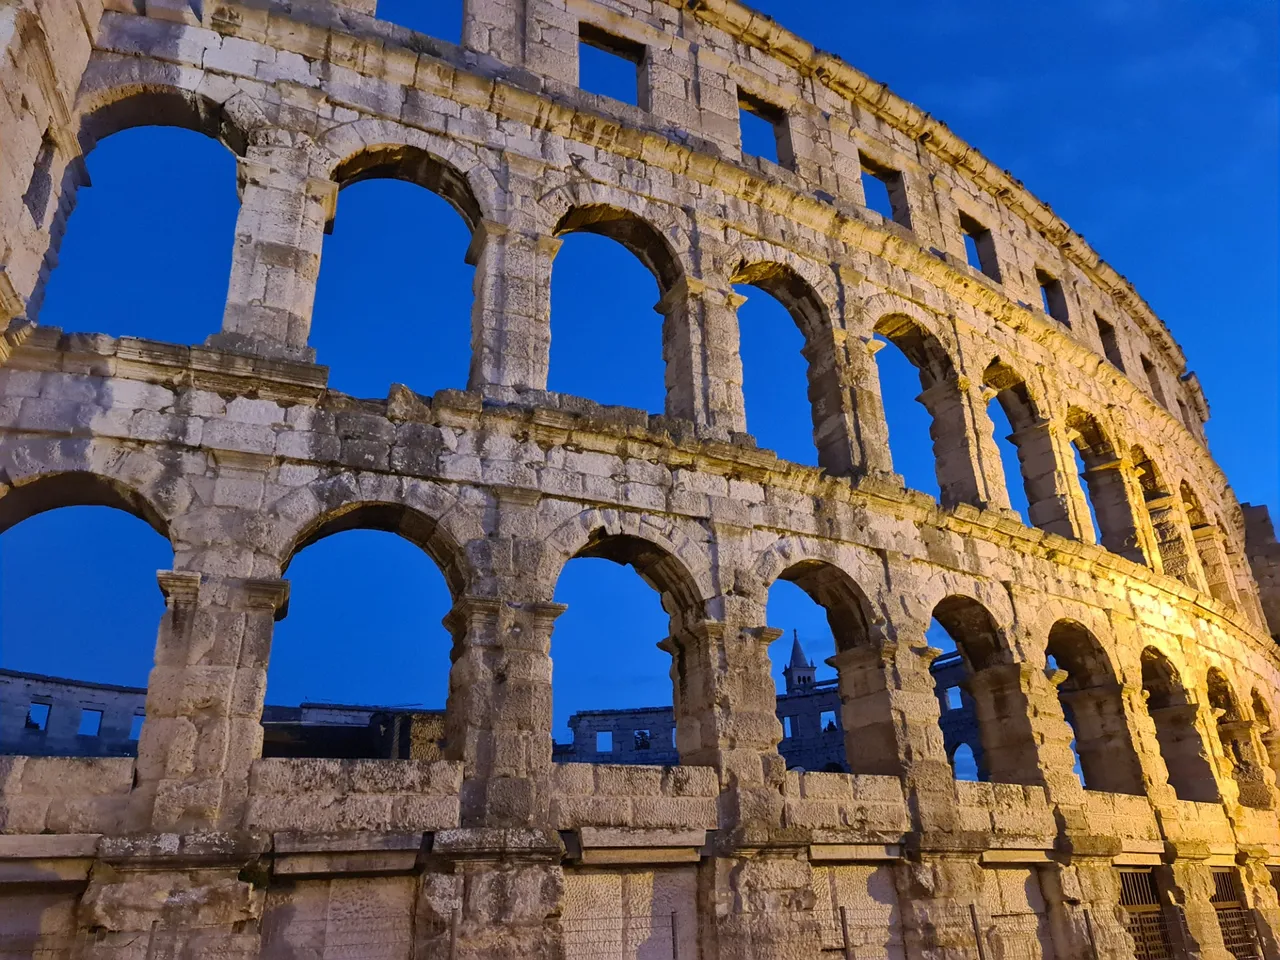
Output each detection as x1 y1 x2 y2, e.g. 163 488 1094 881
1036 268 1070 326
859 154 912 229
738 90 794 170
1140 355 1168 408
959 212 1001 281
22 129 57 227
595 730 613 753
129 714 145 740
633 729 651 750
25 702 50 731
945 686 963 711
782 716 793 739
820 710 838 732
1095 315 1125 371
578 23 645 107
77 708 103 737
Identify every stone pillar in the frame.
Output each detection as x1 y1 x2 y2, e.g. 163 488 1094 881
1240 851 1280 960
831 639 931 777
131 571 289 832
468 218 559 396
657 277 747 438
463 0 527 67
965 663 1049 786
210 147 336 361
917 374 1008 510
1192 525 1239 607
1009 416 1091 539
849 336 898 478
1147 702 1221 804
443 595 565 827
1080 457 1146 564
1041 861 1135 960
1146 492 1204 588
664 619 786 829
1214 717 1273 810
1159 856 1236 960
1059 682 1146 795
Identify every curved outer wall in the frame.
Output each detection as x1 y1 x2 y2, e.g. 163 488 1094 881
0 0 1279 957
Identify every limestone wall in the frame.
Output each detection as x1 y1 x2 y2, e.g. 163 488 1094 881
0 0 1278 957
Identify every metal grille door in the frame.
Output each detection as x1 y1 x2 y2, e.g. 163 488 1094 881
1210 870 1260 960
1118 870 1175 960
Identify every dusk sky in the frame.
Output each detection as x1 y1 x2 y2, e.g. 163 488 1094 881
1 0 1275 751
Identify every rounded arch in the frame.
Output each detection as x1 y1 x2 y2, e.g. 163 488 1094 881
74 62 260 156
729 254 835 343
266 474 483 598
773 560 877 653
541 507 712 621
553 203 684 294
930 595 1008 672
872 312 957 385
0 469 175 542
1205 666 1241 720
1047 619 1120 690
1140 646 1191 710
982 358 1041 428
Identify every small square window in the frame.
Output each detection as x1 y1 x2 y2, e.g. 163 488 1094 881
782 716 793 739
1036 268 1070 326
1140 355 1168 408
25 703 50 731
596 730 613 753
578 23 645 107
946 687 963 711
129 714 145 740
77 708 103 737
633 729 651 750
959 212 1001 281
1095 315 1125 371
820 710 838 732
859 155 912 229
738 91 793 170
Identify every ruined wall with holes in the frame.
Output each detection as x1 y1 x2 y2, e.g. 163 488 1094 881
1 0 1279 958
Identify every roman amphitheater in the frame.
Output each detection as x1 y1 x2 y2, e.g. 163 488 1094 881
1 0 1279 956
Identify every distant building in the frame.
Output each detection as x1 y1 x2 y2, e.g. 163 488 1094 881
3 637 982 774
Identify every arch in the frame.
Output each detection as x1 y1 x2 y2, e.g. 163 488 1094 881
1131 445 1198 586
981 358 1067 532
540 507 713 624
1180 482 1238 608
316 119 502 230
774 560 875 653
931 595 1006 672
1063 407 1143 562
873 312 956 385
1139 647 1219 802
1251 688 1280 784
0 470 171 541
553 204 683 293
1206 667 1270 808
731 258 855 472
1046 620 1144 794
332 145 484 235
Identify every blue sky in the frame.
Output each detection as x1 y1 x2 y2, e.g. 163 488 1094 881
1 0 1275 753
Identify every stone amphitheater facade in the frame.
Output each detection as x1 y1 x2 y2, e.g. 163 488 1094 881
2 0 1279 957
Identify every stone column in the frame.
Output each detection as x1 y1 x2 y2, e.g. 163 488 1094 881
917 374 1009 510
1009 416 1092 539
1146 492 1203 588
210 146 336 361
964 663 1051 787
130 571 289 832
468 218 559 397
443 595 565 827
657 277 747 438
664 618 786 829
1159 856 1236 960
830 639 936 777
1240 852 1280 960
1192 525 1240 607
1147 702 1221 804
1080 457 1146 564
1059 682 1146 795
847 336 898 478
1041 861 1135 960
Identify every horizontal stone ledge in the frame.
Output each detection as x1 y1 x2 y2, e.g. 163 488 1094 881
1112 852 1163 867
97 830 271 865
809 843 903 863
0 856 96 884
430 827 564 860
978 848 1054 865
272 830 425 854
0 832 101 859
577 846 701 865
274 848 421 877
577 826 709 849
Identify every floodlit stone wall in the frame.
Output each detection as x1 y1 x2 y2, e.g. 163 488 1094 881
1 0 1279 957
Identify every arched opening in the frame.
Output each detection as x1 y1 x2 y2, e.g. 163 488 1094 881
1045 621 1144 794
769 561 879 774
1131 447 1199 586
1139 648 1218 802
950 743 980 782
732 262 842 470
1064 408 1143 562
1206 669 1270 809
550 532 700 766
1181 484 1238 608
1251 690 1280 786
312 147 478 398
982 360 1048 528
265 504 458 759
873 315 968 506
0 475 171 758
37 124 239 343
550 205 682 415
930 597 1040 784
